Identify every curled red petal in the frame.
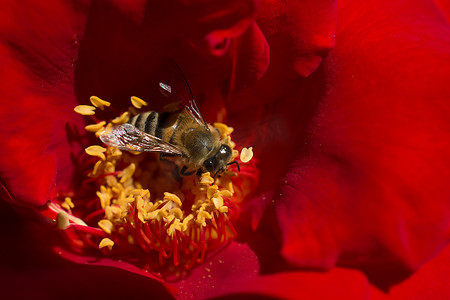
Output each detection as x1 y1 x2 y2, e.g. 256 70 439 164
257 0 337 77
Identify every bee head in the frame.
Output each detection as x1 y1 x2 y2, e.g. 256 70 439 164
202 144 233 176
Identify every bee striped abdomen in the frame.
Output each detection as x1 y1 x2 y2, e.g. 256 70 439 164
129 111 180 140
129 111 158 136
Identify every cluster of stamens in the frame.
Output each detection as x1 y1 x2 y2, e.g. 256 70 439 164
51 95 254 272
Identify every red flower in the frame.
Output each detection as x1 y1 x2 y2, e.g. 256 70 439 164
1 0 450 299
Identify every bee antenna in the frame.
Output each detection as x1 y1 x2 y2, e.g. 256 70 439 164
227 160 240 172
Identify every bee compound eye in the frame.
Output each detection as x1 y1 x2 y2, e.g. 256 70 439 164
219 144 231 156
203 158 214 172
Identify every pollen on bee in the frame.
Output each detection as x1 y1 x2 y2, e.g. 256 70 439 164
74 105 96 115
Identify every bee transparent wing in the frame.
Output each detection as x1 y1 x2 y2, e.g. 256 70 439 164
158 60 209 131
100 123 184 156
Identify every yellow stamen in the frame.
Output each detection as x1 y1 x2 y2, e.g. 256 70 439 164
199 172 214 185
214 122 234 137
85 145 107 160
240 147 253 163
219 206 229 213
130 96 148 109
163 192 182 207
119 163 136 183
90 96 111 110
98 219 114 234
97 186 112 209
61 197 74 211
112 111 130 124
74 105 96 116
85 121 106 132
56 211 69 230
167 219 182 236
99 238 114 250
212 196 224 209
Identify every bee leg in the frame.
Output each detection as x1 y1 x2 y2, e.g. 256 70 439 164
171 165 184 185
180 165 196 176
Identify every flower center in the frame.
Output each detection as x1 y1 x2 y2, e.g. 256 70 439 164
50 96 256 275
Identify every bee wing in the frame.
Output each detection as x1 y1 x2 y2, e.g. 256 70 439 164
158 60 209 131
99 123 184 156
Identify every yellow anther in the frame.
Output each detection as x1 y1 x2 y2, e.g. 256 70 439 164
214 122 234 137
112 111 130 124
199 172 214 185
85 145 107 160
74 105 96 115
138 211 146 223
105 175 117 187
220 190 233 198
61 197 74 211
212 196 223 209
99 238 114 250
56 211 69 230
96 190 111 209
90 160 104 177
219 206 229 213
149 200 163 212
111 206 123 218
207 185 219 199
167 219 182 236
163 192 182 207
105 205 122 221
85 121 106 132
232 149 239 160
225 135 236 149
181 214 194 231
147 209 160 220
128 106 140 116
240 147 253 163
130 188 150 198
130 96 148 109
107 147 122 157
96 123 113 138
196 210 212 227
119 163 136 183
98 219 114 234
90 96 111 110
105 162 115 173
169 207 183 219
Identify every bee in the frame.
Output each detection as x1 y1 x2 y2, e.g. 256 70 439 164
100 63 240 177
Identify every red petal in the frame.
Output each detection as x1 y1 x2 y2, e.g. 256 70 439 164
386 244 450 299
0 1 88 206
271 0 450 287
257 0 337 77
